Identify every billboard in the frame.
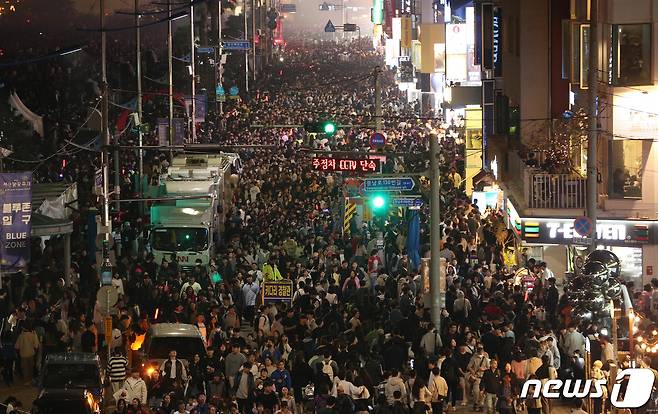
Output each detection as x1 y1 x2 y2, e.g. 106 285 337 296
0 172 32 272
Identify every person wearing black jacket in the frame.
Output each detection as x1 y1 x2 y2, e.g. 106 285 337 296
481 359 501 414
313 362 333 410
290 351 314 404
440 349 461 410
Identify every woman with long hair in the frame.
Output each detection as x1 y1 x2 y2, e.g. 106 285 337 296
497 374 515 414
411 377 432 414
111 398 127 414
126 398 149 414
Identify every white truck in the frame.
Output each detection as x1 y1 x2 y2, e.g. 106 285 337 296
149 153 241 269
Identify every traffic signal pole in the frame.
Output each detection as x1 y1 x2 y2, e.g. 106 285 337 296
135 0 144 214
190 2 198 143
586 0 598 251
429 132 442 332
374 66 383 132
168 0 174 158
218 0 224 115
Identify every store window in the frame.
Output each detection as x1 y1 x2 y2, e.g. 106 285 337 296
609 140 643 198
611 24 652 86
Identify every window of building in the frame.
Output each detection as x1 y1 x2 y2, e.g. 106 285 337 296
609 140 643 198
611 24 652 86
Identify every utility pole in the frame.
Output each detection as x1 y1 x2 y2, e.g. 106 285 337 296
100 0 111 244
586 0 598 251
341 0 346 40
244 0 250 92
429 132 442 331
190 2 197 143
374 66 382 132
251 0 256 80
168 0 174 158
218 0 224 115
135 0 144 214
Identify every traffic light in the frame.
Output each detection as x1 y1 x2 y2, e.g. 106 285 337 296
369 193 389 214
322 120 336 135
304 119 337 136
267 8 278 30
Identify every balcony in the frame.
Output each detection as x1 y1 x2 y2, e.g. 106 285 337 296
506 151 587 211
526 173 586 209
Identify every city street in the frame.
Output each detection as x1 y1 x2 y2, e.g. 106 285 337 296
1 0 657 414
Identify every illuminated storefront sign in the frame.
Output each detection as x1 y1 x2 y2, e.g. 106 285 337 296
506 199 522 237
493 7 502 77
522 218 654 245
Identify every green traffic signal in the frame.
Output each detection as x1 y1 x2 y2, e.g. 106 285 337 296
304 120 337 135
372 195 386 209
322 121 336 135
370 193 389 214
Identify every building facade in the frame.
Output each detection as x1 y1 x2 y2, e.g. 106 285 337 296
488 0 658 286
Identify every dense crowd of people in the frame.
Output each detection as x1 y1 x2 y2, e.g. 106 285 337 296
0 25 652 414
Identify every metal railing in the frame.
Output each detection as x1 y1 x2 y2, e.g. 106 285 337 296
527 172 586 209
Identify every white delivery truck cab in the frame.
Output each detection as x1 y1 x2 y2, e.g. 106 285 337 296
149 153 241 269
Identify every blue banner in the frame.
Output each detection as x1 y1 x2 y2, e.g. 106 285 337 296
185 94 207 122
407 210 420 271
157 118 186 146
0 172 32 272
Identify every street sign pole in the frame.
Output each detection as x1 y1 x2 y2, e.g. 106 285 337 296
218 2 223 115
429 132 442 332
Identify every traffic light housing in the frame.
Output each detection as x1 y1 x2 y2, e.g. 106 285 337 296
267 8 278 30
304 119 337 136
369 193 389 214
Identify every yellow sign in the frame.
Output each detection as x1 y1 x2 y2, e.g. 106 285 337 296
104 317 113 342
263 280 293 304
400 17 412 49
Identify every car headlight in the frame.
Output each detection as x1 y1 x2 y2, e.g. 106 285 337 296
146 366 155 377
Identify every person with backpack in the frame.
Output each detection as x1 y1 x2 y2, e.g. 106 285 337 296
440 349 460 411
385 369 407 405
320 352 338 381
452 291 471 325
420 326 442 357
429 366 448 414
390 390 410 414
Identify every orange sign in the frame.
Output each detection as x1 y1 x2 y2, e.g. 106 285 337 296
104 316 113 342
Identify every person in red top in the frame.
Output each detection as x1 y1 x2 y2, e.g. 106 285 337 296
367 249 380 295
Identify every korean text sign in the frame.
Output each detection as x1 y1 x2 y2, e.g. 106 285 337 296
0 172 32 272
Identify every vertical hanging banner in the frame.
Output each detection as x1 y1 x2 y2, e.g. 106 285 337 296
493 7 503 77
0 172 32 272
400 16 412 49
184 94 207 123
173 118 186 146
481 3 493 71
157 118 187 146
384 0 394 37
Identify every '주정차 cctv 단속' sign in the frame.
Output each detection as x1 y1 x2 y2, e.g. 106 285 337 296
312 157 380 173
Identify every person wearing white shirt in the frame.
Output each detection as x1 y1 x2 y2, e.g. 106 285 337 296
180 275 202 297
111 273 124 296
332 375 367 399
173 401 189 414
115 369 147 404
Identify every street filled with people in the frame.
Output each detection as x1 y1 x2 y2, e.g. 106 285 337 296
0 31 652 414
